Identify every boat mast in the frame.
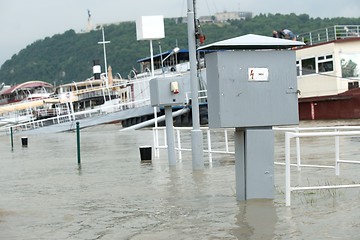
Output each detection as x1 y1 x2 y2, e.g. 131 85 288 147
187 0 204 169
98 26 110 81
98 26 111 100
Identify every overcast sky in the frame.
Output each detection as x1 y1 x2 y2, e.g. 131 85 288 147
1 0 359 66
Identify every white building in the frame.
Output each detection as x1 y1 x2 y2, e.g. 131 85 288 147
295 25 360 98
215 11 252 22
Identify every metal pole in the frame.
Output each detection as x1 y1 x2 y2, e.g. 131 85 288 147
187 0 204 170
10 127 13 150
154 107 160 157
76 122 81 166
98 26 111 100
159 42 164 74
165 106 176 166
285 132 291 206
100 27 110 79
296 128 301 171
150 40 155 77
335 134 340 176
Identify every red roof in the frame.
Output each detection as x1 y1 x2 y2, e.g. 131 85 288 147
0 81 53 95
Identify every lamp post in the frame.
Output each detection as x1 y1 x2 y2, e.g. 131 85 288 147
161 47 180 75
187 0 204 170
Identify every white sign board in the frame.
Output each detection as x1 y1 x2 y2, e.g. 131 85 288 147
248 68 269 81
136 16 165 40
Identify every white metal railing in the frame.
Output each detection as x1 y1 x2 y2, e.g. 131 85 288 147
153 125 360 206
281 127 360 206
6 97 150 134
297 25 360 46
4 76 157 134
152 126 234 166
274 126 360 171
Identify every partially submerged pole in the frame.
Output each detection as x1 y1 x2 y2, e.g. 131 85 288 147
164 106 176 166
76 122 81 166
187 0 204 170
10 127 13 150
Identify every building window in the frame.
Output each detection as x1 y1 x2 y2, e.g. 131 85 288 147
297 54 334 76
318 54 333 73
341 53 360 78
296 60 300 76
301 57 316 75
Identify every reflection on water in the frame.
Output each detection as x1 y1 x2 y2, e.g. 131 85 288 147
232 200 277 239
1 121 360 239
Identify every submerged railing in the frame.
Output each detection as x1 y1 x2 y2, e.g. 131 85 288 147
153 126 360 206
275 126 360 206
153 126 234 167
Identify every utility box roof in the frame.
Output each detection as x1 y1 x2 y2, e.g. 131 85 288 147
198 34 305 50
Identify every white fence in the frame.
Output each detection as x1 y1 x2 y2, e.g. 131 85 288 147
297 25 360 45
277 126 360 206
152 126 234 166
153 126 360 206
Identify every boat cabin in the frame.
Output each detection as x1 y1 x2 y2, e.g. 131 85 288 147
134 49 208 78
295 25 360 98
0 81 54 105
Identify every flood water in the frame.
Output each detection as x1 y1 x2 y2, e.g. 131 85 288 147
1 120 360 239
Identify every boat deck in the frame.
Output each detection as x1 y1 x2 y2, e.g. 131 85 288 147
297 25 360 46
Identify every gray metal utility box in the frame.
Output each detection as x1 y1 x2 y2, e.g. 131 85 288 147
150 77 186 107
206 50 299 128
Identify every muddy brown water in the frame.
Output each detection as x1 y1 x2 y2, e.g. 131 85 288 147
1 120 360 239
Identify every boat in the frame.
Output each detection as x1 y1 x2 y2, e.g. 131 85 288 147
295 25 360 120
121 48 209 128
9 21 358 134
0 80 54 105
1 66 157 134
1 0 211 135
0 80 55 126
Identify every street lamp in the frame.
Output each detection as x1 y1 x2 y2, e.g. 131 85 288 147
161 47 180 73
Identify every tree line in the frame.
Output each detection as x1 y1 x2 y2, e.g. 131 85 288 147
0 13 359 85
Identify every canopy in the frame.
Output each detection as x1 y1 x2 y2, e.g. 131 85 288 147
198 34 305 50
0 81 53 95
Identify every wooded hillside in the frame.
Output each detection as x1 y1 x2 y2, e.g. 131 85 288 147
1 13 359 85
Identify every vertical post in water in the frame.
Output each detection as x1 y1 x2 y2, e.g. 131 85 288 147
10 127 13 150
187 0 204 170
76 122 81 166
165 106 176 166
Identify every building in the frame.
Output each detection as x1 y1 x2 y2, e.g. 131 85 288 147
214 11 252 22
295 25 360 119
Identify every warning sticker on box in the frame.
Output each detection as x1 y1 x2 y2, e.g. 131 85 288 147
248 68 269 81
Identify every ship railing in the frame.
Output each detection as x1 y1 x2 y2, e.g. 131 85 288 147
6 97 151 133
297 25 360 46
185 90 208 104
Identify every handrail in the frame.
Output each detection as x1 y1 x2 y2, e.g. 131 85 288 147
152 125 360 206
297 25 360 46
152 126 234 166
6 97 151 134
284 129 360 206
